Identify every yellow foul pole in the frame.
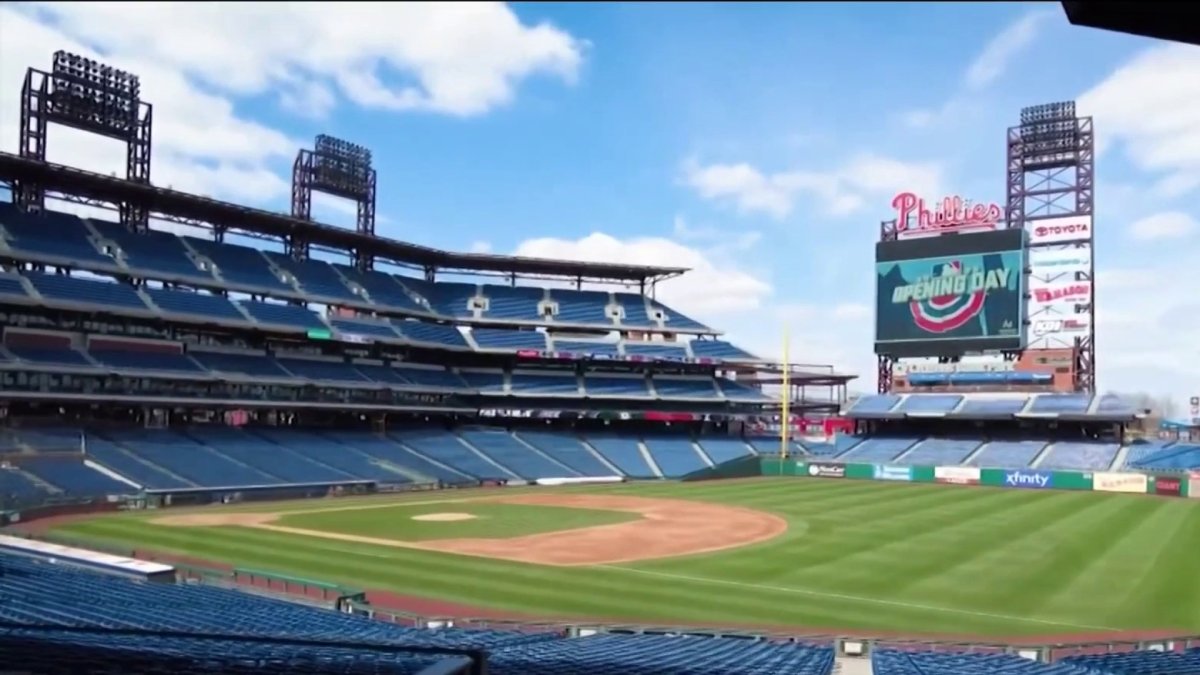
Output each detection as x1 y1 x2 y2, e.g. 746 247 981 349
780 325 791 461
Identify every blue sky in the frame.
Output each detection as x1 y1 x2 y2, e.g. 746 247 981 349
0 3 1197 410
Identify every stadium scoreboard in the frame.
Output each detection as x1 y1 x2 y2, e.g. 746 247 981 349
875 229 1027 358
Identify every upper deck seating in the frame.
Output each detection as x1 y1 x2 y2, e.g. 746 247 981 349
91 349 205 374
652 377 720 399
392 321 469 348
550 289 612 325
277 358 371 384
1026 394 1092 415
145 287 248 322
716 378 771 401
0 273 30 300
264 253 360 302
896 394 962 414
89 219 213 281
967 440 1047 468
237 300 327 331
426 282 478 317
689 340 757 361
1038 442 1120 471
472 328 547 351
614 293 655 326
393 366 467 389
846 395 902 416
957 396 1029 416
0 205 115 266
651 299 709 331
184 238 294 293
509 373 580 395
624 342 689 359
329 318 401 340
25 272 150 312
7 345 95 368
480 284 546 321
584 375 650 397
551 340 620 357
459 370 506 393
334 265 429 314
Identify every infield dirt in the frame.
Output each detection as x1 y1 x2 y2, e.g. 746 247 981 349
152 493 788 566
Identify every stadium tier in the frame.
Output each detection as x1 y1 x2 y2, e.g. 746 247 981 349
845 393 1138 422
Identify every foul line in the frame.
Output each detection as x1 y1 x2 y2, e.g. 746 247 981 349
595 565 1118 632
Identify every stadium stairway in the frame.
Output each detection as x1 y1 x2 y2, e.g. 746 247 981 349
1108 446 1130 471
1029 443 1056 468
636 439 666 478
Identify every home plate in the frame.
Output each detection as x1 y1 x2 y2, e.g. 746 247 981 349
412 512 477 522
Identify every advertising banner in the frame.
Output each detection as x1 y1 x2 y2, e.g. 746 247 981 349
1027 215 1093 245
1189 472 1200 500
1093 472 1147 494
1002 469 1054 489
935 466 981 485
1154 477 1183 497
875 248 1025 357
1029 248 1091 272
1030 282 1092 306
873 465 913 482
806 462 846 479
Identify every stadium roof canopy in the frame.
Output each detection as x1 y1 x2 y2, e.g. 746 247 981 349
1061 2 1200 46
0 152 689 284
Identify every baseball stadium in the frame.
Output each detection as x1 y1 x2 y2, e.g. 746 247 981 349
1 5 1198 675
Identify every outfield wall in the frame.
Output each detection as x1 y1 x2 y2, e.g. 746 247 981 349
757 458 1192 498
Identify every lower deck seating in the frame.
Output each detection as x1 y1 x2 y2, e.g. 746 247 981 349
873 650 1096 674
1038 442 1120 471
587 436 657 478
642 437 708 477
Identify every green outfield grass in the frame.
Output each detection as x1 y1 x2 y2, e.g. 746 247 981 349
275 502 636 541
47 479 1200 637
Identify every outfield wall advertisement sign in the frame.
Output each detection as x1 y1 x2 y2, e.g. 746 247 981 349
1093 472 1147 494
1154 477 1183 497
1028 248 1091 273
807 463 845 478
875 229 1027 358
1003 470 1053 489
1189 472 1200 500
935 466 981 485
1027 215 1093 245
873 465 912 482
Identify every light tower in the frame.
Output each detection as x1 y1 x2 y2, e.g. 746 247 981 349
17 51 154 230
291 134 377 269
1006 101 1096 392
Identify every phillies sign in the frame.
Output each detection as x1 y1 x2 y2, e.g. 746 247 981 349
893 192 1003 238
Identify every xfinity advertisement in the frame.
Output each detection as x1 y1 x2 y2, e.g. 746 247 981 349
1003 470 1054 489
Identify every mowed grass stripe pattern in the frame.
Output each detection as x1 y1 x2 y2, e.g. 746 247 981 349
53 479 1200 636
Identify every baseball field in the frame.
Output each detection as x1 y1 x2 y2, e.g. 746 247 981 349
38 478 1200 638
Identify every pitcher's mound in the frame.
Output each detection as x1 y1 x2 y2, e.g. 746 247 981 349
412 512 477 522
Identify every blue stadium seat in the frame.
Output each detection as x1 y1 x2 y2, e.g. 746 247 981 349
98 428 285 488
1130 444 1200 471
1064 646 1200 674
0 273 32 299
392 429 513 480
967 440 1048 469
325 431 472 484
251 429 413 484
8 346 96 368
552 340 620 357
897 438 981 465
696 437 755 464
550 289 613 325
586 436 656 477
237 301 327 331
846 395 902 416
459 370 506 393
480 284 547 321
642 436 708 477
17 457 130 496
838 437 919 463
91 349 206 374
393 366 467 389
328 317 401 341
90 219 214 281
584 375 650 397
82 437 195 490
392 320 469 348
690 340 758 361
650 299 710 332
182 427 358 484
896 394 963 414
278 358 371 384
458 429 575 480
427 282 478 317
1038 442 1120 471
0 466 52 503
957 396 1029 416
873 649 1093 675
25 272 151 312
184 238 295 293
472 328 548 351
716 378 771 401
145 287 249 323
0 206 116 267
264 253 361 302
1027 394 1092 415
189 351 291 379
624 342 689 360
514 432 617 476
509 373 581 395
653 377 720 399
334 265 431 314
614 293 655 327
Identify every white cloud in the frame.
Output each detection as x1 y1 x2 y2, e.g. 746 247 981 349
0 3 583 213
1079 43 1200 198
671 215 761 252
469 240 493 254
681 154 944 220
1127 212 1198 242
964 10 1052 91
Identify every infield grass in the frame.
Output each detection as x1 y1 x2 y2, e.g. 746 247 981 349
47 479 1200 637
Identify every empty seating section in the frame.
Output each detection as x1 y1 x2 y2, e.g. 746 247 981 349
392 320 468 348
653 377 719 398
265 253 358 301
460 370 506 392
697 438 754 463
472 328 547 350
335 266 428 313
896 394 962 414
26 272 149 311
847 395 901 415
1039 442 1120 470
394 366 466 388
81 438 194 489
1130 444 1200 471
90 349 204 373
717 378 770 400
509 373 580 395
957 396 1029 416
689 340 756 360
0 273 29 298
652 300 709 331
7 345 94 367
328 318 400 339
254 430 409 483
1064 647 1200 674
491 634 835 675
237 300 326 330
515 432 616 476
190 351 290 378
552 340 619 356
624 342 688 359
588 436 656 478
145 287 248 322
18 457 130 495
326 432 469 483
1027 394 1092 414
1122 441 1173 467
585 375 650 397
100 429 282 488
184 238 293 292
394 430 512 480
551 289 611 324
898 438 981 465
615 293 654 326
183 427 354 484
873 650 1092 675
278 358 369 384
968 441 1047 468
91 220 211 280
0 206 114 265
429 282 478 316
642 437 707 477
459 430 574 479
481 284 545 321
838 437 917 463
1094 394 1136 415
0 467 49 502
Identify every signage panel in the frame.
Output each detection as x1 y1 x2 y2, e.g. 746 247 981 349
935 466 981 485
1154 477 1182 497
892 192 1003 239
1003 470 1054 489
873 465 913 482
1028 248 1092 271
1093 472 1148 494
1027 215 1093 245
806 462 846 478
